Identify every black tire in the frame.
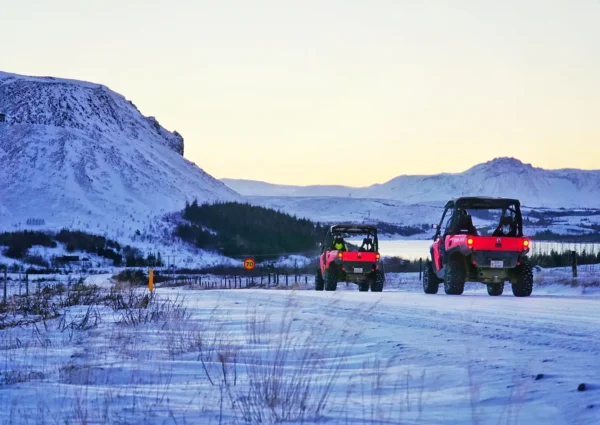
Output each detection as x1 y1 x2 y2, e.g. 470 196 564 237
444 256 465 295
325 267 338 291
371 270 384 292
423 260 439 294
315 269 324 291
358 282 369 292
486 283 504 296
511 262 533 297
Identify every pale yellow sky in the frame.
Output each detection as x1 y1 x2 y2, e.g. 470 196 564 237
2 0 599 186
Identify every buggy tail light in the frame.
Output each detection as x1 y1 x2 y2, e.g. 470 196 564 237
523 239 530 249
338 252 343 259
376 253 380 260
467 238 474 247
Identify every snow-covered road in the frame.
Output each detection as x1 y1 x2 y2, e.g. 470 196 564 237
180 287 600 424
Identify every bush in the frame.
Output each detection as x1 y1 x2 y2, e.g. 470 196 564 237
23 255 50 268
114 269 148 286
382 256 422 272
55 229 124 265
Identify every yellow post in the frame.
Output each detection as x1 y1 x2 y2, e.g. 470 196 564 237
148 269 154 292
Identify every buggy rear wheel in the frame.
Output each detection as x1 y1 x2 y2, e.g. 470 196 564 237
511 262 533 297
325 267 337 291
444 256 465 295
371 270 384 292
315 269 324 291
423 260 439 294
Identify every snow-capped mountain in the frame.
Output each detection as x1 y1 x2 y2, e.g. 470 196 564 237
223 157 600 208
0 71 241 237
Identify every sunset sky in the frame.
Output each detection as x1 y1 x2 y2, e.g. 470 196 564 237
2 0 599 186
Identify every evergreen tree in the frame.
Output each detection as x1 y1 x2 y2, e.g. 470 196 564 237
175 201 323 260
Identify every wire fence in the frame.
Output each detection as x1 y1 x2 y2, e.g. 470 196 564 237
529 241 600 257
528 241 600 272
2 238 599 304
156 272 315 290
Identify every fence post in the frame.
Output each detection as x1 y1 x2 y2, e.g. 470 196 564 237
572 251 578 278
3 267 7 304
285 273 288 286
25 272 29 298
419 258 423 281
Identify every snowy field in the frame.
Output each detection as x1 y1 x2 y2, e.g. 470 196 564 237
1 271 599 425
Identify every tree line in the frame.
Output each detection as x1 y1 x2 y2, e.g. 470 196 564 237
0 230 163 268
176 200 326 260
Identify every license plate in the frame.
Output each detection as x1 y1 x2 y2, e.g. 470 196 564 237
353 267 363 273
490 260 504 268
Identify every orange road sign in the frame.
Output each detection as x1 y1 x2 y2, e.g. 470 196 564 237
244 258 256 270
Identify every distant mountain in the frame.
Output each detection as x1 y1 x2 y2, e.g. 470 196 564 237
223 157 600 208
0 71 241 237
249 196 444 231
220 179 356 198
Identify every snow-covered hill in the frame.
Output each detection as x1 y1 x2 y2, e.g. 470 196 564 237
251 196 443 232
0 71 241 239
223 157 600 208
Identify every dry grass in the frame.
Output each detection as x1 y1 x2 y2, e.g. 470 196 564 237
0 280 545 425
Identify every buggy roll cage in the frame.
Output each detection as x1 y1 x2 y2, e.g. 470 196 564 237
321 224 379 253
433 197 523 240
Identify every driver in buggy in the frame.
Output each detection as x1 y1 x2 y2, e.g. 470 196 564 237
331 234 348 252
493 214 518 237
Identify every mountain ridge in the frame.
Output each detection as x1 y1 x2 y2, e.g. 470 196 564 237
222 157 600 208
0 70 241 238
